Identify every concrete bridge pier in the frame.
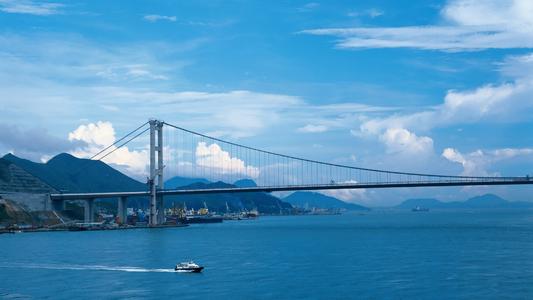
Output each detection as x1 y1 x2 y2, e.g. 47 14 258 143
84 198 95 223
157 195 165 224
117 196 128 225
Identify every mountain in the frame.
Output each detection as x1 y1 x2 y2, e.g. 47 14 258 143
165 176 209 189
164 181 292 214
395 194 533 209
0 157 56 194
3 153 78 192
3 153 148 207
284 192 369 211
234 179 257 188
164 178 292 214
3 153 146 193
461 194 508 208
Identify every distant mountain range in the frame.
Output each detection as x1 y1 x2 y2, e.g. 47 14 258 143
395 194 533 209
165 176 210 189
164 180 292 214
284 191 369 211
234 179 258 188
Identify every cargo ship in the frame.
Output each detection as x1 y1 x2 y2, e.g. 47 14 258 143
180 203 222 223
184 215 223 224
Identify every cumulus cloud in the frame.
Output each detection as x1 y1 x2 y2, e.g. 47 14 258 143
143 15 177 22
379 128 434 156
0 0 62 15
320 180 366 203
442 147 533 176
68 121 149 177
442 148 485 176
359 80 532 136
302 0 533 51
195 142 259 178
68 121 115 147
297 124 328 133
355 52 533 147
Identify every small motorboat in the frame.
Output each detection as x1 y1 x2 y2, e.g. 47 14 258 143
174 261 204 273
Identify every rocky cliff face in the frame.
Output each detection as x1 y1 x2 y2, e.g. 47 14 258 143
0 197 61 227
0 158 58 213
0 158 56 194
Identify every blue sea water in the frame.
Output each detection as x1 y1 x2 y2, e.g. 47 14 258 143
1 210 533 299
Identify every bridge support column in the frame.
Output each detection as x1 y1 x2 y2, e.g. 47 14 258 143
84 198 95 223
118 196 128 225
157 121 165 224
149 119 164 227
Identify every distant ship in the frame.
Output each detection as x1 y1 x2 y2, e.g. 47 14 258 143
182 202 223 223
243 209 259 218
175 261 204 273
412 206 429 212
184 215 223 224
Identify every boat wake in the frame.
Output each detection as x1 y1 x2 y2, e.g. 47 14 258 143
0 263 175 273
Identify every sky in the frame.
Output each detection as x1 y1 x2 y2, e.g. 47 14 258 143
0 0 532 206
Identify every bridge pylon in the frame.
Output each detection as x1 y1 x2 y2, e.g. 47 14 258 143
149 119 164 226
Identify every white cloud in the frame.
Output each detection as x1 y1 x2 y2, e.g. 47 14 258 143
0 33 408 142
379 128 434 156
442 147 533 176
302 0 533 51
93 88 302 138
0 34 303 139
95 64 169 81
442 147 484 176
356 53 533 140
320 180 366 203
68 121 115 147
347 8 384 18
0 0 62 15
297 124 328 133
143 15 177 22
68 121 149 177
297 2 319 12
195 142 259 178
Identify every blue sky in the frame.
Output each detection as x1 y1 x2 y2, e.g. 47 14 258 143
0 0 532 205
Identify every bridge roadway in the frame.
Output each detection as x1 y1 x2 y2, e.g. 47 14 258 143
48 178 533 223
50 177 533 201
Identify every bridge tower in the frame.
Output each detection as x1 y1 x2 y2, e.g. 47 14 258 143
149 119 164 226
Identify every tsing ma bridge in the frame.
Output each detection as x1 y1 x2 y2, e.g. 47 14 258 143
50 120 533 225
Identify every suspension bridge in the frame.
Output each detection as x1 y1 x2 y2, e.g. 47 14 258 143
50 120 533 225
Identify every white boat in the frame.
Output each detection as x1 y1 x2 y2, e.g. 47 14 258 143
174 261 204 273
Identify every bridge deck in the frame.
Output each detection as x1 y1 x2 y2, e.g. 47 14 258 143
49 178 533 200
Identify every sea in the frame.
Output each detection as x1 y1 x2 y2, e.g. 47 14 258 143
1 209 533 299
